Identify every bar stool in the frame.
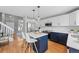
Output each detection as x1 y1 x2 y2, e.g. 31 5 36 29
22 32 38 53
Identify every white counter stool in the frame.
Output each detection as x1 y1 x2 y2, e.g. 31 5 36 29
22 32 38 53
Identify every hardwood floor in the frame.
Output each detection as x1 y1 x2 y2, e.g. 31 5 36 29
47 40 67 53
0 36 67 53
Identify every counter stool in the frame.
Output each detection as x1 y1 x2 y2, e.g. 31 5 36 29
22 32 38 53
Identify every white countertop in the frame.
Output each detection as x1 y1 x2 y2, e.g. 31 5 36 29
67 33 79 50
28 32 48 38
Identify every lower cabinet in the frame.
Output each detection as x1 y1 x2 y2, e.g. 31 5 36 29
33 35 48 53
49 32 68 46
69 47 79 53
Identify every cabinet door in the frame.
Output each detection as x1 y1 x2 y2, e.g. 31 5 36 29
54 14 69 26
54 16 60 26
69 12 76 26
33 35 48 53
75 10 79 25
59 14 69 26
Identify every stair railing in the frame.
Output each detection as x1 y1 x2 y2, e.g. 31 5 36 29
0 22 14 41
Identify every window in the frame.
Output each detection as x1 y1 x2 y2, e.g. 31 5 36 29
18 20 23 31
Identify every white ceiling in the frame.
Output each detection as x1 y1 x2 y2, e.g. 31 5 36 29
0 6 78 19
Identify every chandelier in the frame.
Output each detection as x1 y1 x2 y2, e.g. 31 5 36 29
32 6 40 22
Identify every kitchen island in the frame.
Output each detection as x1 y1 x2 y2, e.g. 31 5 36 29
29 32 48 53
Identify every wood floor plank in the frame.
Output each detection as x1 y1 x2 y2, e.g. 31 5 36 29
47 40 67 53
0 36 67 53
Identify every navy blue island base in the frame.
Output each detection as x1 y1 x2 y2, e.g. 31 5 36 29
33 35 48 53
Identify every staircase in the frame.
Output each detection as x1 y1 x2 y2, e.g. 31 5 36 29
0 22 14 41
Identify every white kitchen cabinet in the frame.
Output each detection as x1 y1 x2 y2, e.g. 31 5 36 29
53 14 70 26
69 11 76 26
52 10 79 26
40 10 79 27
53 10 79 26
69 10 79 26
52 17 59 26
75 10 79 25
59 14 69 26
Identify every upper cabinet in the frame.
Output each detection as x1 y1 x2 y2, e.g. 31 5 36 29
58 14 69 26
52 14 70 26
40 14 70 27
69 10 79 26
69 11 76 26
36 10 79 27
75 10 79 25
50 10 79 26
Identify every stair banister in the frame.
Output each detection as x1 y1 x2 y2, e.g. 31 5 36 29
0 22 14 41
0 22 14 32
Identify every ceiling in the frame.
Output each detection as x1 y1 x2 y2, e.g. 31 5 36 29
0 6 78 19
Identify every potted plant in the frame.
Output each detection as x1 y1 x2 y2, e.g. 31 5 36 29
77 30 79 34
70 29 74 33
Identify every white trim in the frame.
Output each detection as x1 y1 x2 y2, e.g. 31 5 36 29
0 22 14 32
